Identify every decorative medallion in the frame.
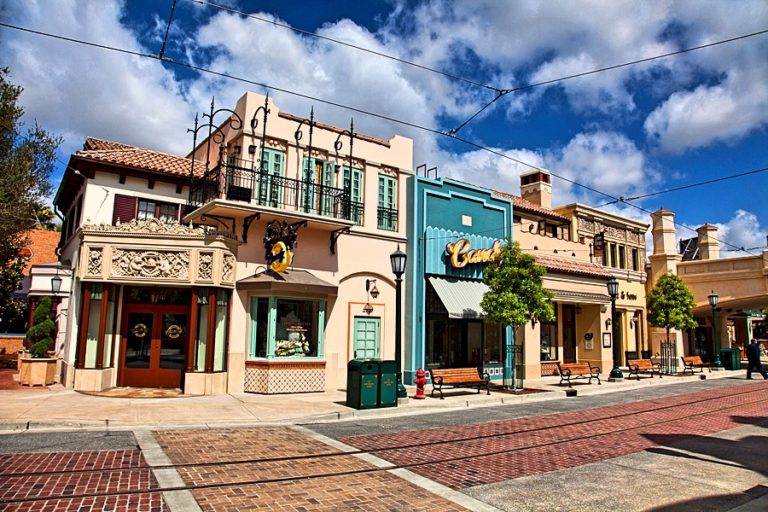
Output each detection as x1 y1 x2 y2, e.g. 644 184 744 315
131 323 148 338
263 220 304 274
111 249 190 280
165 324 183 339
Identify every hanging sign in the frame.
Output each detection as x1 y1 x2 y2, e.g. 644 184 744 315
445 238 502 269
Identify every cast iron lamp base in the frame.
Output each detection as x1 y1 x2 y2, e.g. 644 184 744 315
608 366 624 381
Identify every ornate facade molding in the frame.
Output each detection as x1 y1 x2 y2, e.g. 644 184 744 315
83 218 209 236
86 248 103 277
222 254 235 283
111 249 190 280
198 252 214 281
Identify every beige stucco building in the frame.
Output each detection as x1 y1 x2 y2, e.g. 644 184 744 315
42 92 413 395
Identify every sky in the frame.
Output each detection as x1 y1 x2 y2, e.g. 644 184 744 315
2 0 767 256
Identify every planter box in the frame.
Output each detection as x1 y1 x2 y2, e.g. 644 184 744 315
19 357 57 386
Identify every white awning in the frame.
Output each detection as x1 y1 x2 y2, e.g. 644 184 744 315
428 276 489 319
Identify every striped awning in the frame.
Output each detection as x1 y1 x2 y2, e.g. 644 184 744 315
428 276 489 319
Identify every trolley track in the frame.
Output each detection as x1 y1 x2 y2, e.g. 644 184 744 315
1 382 766 507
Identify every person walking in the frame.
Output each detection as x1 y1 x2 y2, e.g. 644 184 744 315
746 339 768 380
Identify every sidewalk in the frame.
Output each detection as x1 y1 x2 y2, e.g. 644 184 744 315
0 368 748 431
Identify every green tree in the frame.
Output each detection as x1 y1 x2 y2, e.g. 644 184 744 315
481 238 555 328
0 68 61 331
647 272 697 343
27 296 55 358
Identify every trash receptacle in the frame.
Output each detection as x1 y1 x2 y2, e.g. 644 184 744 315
347 359 380 409
719 348 741 371
378 360 398 408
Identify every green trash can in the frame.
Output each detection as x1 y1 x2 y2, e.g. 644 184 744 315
347 359 380 409
378 360 398 408
719 348 741 370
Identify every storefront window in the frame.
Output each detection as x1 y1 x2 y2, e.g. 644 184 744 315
84 284 102 368
540 307 559 361
248 297 326 359
103 289 116 368
195 289 208 372
213 290 229 371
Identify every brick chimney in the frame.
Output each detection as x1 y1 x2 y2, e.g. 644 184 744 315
520 169 552 209
696 223 720 260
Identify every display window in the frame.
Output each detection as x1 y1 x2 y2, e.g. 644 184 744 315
249 297 326 359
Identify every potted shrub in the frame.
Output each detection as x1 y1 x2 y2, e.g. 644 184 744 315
19 297 58 386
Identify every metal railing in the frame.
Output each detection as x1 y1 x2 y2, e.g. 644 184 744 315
189 162 354 221
377 206 398 231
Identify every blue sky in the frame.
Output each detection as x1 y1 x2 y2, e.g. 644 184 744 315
2 0 767 254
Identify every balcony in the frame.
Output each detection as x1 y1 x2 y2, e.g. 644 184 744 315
377 207 398 231
187 162 356 238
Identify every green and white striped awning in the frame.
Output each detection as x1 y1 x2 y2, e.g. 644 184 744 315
428 276 489 319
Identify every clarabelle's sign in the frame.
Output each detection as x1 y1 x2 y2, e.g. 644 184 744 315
445 239 502 268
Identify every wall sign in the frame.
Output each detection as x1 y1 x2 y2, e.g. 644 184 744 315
445 238 502 269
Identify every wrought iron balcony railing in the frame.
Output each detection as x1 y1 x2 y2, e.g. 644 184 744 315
377 207 398 231
189 162 355 222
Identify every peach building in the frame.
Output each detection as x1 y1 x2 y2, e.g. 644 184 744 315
41 92 412 394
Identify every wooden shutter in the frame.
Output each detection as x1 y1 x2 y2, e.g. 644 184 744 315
112 195 137 224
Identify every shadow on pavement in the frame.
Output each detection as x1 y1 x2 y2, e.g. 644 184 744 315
645 484 768 511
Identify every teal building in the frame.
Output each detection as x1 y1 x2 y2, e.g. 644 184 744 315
405 177 515 385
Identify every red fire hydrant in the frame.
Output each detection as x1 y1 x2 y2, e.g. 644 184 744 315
413 368 427 400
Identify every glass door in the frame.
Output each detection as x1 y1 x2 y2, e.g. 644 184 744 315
120 306 188 389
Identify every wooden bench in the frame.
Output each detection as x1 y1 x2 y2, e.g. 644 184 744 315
430 367 490 399
557 362 601 388
681 355 711 375
627 359 662 380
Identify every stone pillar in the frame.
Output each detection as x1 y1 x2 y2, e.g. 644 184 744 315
647 209 684 358
697 224 720 260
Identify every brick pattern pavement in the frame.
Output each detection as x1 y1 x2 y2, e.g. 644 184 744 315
190 472 468 512
155 427 470 511
0 450 164 511
340 382 768 489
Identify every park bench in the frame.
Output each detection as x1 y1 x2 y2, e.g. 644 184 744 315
430 367 490 399
681 355 711 375
557 362 601 388
627 359 662 380
0 338 24 369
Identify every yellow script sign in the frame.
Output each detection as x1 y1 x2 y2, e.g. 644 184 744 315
445 239 501 268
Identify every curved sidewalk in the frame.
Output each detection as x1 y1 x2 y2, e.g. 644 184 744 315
0 369 752 431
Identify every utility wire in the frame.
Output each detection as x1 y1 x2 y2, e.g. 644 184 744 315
189 0 503 93
0 21 757 256
448 28 768 135
597 166 768 207
158 0 178 60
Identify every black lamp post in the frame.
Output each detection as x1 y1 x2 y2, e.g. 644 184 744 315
607 277 623 379
708 291 723 368
390 244 407 398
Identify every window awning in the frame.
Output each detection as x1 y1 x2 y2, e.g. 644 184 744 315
237 269 337 296
550 289 611 304
428 276 488 319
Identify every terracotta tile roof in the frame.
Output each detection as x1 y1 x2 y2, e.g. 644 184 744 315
535 253 612 278
493 190 569 221
76 137 205 177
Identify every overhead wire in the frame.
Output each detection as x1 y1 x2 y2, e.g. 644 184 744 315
0 21 760 256
188 0 503 93
157 0 178 60
448 28 768 135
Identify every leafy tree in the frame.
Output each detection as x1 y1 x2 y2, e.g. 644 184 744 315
647 272 697 343
0 68 61 330
27 296 55 358
481 238 555 328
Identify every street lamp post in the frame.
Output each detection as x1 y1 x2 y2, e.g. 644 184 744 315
390 244 407 398
607 277 623 380
708 291 723 368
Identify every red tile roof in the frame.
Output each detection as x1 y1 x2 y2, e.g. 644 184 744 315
535 253 612 278
493 190 569 221
76 137 206 177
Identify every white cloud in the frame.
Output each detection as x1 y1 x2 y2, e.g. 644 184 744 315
644 65 768 152
715 210 766 254
3 0 193 157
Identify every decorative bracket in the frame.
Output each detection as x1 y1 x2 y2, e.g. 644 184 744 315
201 214 235 233
330 227 351 255
242 213 261 243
